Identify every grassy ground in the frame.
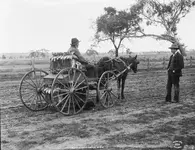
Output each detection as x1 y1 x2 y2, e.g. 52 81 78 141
1 66 195 150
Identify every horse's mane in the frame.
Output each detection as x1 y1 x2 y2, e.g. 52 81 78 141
118 56 134 65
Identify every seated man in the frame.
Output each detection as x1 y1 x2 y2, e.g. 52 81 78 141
67 38 97 77
67 38 88 65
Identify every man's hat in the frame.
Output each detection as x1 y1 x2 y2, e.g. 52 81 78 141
169 42 187 56
71 38 80 46
169 43 179 49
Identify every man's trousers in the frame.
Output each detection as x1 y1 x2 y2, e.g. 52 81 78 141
165 71 180 102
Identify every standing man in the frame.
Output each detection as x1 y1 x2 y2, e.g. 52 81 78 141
165 43 184 103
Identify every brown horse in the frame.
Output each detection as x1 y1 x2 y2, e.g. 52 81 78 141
97 55 139 99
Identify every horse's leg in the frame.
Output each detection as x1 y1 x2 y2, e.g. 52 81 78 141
121 74 127 100
117 77 121 100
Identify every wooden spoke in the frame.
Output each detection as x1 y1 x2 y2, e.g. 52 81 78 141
40 93 46 103
108 92 113 106
33 71 39 87
110 91 118 99
75 91 87 96
60 95 70 113
72 95 81 109
23 80 36 88
74 79 86 89
26 93 35 103
74 73 81 87
27 74 37 87
21 85 36 91
100 91 107 100
72 95 76 114
67 96 71 115
100 79 106 88
38 94 44 106
102 92 109 106
56 79 67 88
30 95 37 109
74 93 85 104
56 94 69 107
21 88 35 94
75 85 88 91
53 92 69 99
71 69 76 86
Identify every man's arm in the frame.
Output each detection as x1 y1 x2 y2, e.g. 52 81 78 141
179 54 184 69
73 49 88 64
167 55 172 70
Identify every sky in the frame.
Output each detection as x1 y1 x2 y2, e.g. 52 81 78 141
1 0 195 54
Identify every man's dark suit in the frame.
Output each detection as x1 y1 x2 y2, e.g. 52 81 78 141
166 51 184 102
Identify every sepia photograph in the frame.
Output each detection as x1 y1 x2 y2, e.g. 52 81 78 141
1 0 195 149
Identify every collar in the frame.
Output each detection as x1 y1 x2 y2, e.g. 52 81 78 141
173 49 181 56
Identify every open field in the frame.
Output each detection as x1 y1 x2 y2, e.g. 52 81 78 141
0 54 195 74
1 59 195 149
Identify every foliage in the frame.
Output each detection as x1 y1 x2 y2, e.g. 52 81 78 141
29 49 49 58
126 48 132 55
108 49 115 56
135 0 195 55
86 49 98 56
52 52 69 57
94 6 143 57
2 55 6 59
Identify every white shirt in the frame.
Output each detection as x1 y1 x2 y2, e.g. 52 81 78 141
173 49 181 57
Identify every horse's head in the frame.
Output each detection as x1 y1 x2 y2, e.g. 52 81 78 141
129 55 139 73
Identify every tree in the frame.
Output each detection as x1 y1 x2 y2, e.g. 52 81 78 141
29 50 37 58
108 49 115 57
29 49 50 58
94 6 143 57
134 0 195 56
86 49 98 62
2 55 6 59
126 48 132 55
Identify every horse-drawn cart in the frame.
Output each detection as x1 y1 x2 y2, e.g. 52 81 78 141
19 53 119 116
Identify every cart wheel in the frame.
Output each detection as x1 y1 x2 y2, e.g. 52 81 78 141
51 68 89 116
19 69 48 111
98 71 118 108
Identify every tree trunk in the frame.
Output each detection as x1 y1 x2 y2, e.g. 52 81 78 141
115 48 118 57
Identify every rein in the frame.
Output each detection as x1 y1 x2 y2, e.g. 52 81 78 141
103 57 132 76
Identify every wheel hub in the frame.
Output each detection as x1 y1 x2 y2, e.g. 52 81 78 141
37 88 42 94
107 87 112 92
69 87 75 93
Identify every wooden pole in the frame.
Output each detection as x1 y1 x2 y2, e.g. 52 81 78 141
32 57 35 78
163 57 166 69
190 56 192 67
147 58 150 71
32 57 35 71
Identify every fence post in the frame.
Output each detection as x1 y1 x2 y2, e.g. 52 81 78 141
147 58 150 70
190 56 192 67
163 57 166 69
31 57 35 78
32 57 35 71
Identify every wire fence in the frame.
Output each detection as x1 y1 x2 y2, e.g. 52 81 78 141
138 56 195 70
